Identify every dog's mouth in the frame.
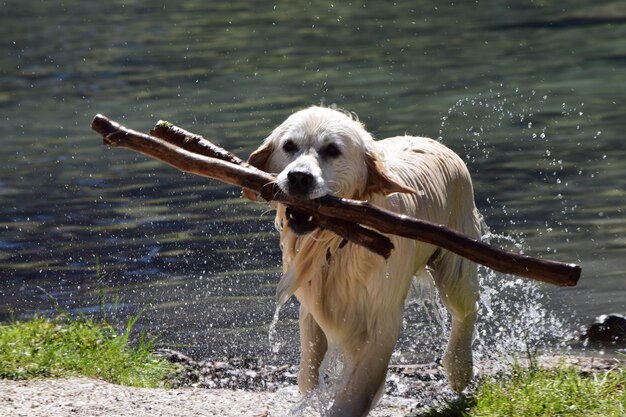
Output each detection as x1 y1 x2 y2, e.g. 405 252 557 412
285 207 318 236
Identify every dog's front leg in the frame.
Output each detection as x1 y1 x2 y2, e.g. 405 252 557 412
297 305 328 393
329 328 399 417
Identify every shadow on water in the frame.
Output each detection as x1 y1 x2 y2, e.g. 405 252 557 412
0 0 625 376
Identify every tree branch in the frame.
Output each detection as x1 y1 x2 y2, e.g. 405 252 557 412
315 196 581 286
92 115 394 258
91 114 581 287
150 121 248 166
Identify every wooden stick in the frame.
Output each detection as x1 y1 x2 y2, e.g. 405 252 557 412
92 115 394 258
91 114 581 287
150 121 248 167
315 197 581 286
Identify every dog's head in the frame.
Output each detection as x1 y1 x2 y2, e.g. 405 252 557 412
243 106 413 234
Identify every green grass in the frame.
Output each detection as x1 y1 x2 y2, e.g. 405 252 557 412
470 365 626 417
0 314 176 388
425 365 626 417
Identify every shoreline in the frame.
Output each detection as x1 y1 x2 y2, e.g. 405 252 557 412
1 354 622 417
0 377 414 417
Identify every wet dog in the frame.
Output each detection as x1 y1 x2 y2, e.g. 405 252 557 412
244 106 481 416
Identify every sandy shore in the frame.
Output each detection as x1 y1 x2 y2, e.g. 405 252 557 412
1 355 622 417
0 377 414 417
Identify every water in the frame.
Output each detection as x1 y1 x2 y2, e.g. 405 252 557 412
1 1 625 367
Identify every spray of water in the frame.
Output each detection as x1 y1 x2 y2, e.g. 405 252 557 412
283 346 345 417
395 89 577 411
473 224 571 370
268 305 284 355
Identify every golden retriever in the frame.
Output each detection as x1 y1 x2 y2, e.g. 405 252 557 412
244 106 481 417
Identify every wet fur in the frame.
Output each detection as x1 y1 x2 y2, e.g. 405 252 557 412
246 106 482 417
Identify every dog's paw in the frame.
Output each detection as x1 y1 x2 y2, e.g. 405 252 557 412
443 351 473 393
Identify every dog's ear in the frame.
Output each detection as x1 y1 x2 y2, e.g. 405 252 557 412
242 142 274 201
364 151 416 197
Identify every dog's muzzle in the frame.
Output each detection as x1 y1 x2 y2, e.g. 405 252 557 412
285 207 317 235
286 170 316 197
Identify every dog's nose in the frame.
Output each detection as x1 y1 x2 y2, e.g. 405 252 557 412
287 170 315 195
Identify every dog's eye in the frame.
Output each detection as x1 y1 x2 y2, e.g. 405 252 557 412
321 143 342 159
282 139 298 154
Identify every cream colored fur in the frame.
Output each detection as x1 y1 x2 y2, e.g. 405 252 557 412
246 106 482 417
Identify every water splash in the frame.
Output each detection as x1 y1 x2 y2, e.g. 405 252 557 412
393 225 570 410
405 270 449 331
438 86 594 235
268 305 284 355
436 86 576 362
285 346 344 417
389 87 578 408
473 226 571 371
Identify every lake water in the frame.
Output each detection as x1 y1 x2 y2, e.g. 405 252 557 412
0 1 624 362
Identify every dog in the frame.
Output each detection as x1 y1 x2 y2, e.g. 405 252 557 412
244 106 481 417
